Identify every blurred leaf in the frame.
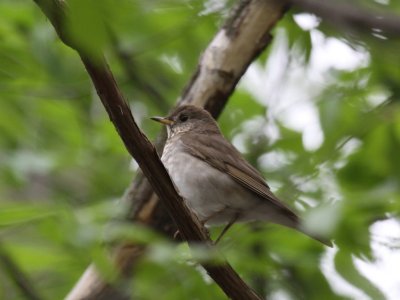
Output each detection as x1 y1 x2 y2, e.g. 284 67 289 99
335 251 386 300
0 202 60 227
66 0 109 60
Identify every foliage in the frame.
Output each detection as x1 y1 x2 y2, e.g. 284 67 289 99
0 0 399 299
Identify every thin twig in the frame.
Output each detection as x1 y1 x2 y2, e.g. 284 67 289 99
108 31 170 113
0 241 43 300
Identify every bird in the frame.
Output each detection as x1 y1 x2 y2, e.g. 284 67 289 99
151 105 332 246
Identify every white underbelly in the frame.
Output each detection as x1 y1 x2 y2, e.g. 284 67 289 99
161 143 266 225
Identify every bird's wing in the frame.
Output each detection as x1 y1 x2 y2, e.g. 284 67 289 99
181 133 334 247
180 133 298 220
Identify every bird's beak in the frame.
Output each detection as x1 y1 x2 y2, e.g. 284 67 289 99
150 116 174 126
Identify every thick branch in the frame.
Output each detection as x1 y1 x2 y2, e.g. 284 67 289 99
31 0 289 299
179 0 289 114
291 0 400 37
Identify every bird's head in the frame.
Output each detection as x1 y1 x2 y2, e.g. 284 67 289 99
151 105 220 138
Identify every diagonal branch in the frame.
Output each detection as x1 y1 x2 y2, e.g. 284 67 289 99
32 0 289 299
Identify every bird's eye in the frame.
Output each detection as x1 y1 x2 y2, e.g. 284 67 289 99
179 114 188 122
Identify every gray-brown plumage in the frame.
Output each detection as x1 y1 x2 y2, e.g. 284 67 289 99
151 105 332 246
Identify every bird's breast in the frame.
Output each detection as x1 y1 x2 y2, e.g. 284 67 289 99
161 139 258 225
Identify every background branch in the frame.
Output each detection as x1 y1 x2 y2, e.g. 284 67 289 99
0 241 43 300
290 0 400 37
109 31 170 113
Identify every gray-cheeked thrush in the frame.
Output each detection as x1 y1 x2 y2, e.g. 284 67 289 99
152 105 332 247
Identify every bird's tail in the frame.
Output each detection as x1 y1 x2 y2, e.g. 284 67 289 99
297 227 333 247
274 211 333 247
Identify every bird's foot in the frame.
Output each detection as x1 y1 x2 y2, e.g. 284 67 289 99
213 213 240 244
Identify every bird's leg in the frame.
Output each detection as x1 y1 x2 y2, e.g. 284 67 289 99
201 208 226 225
173 210 211 241
214 213 240 244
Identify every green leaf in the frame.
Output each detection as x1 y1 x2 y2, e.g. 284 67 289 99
65 0 109 60
0 202 60 227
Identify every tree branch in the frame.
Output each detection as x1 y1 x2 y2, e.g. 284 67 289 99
290 0 400 37
33 0 289 299
0 241 43 300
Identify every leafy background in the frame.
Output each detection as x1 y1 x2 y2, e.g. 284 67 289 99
1 0 399 299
